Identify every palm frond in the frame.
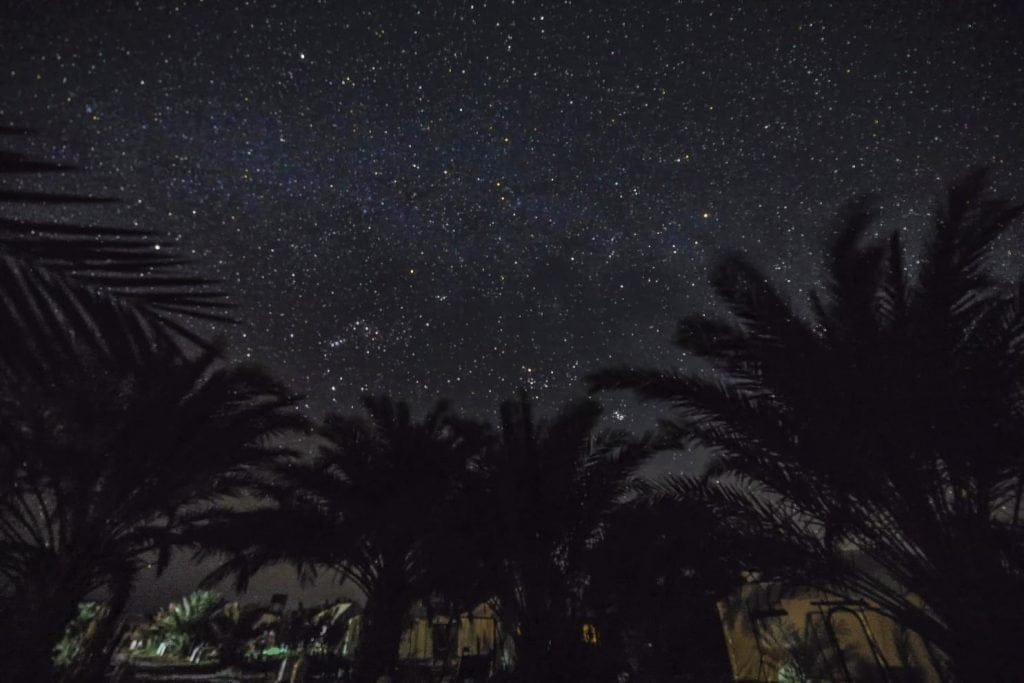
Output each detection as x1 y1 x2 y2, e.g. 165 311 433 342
588 170 1024 674
0 128 233 380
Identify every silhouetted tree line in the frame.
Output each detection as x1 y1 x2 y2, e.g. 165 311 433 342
1 128 1021 682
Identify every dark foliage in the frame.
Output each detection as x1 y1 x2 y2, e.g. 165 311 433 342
0 130 304 682
0 348 304 682
585 493 739 681
462 394 652 681
194 395 485 682
588 169 1024 681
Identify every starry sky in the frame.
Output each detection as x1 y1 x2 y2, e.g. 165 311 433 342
3 0 1024 610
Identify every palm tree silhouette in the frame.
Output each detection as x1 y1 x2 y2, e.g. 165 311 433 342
0 348 305 682
0 128 301 681
195 395 484 683
0 127 231 381
465 394 650 681
588 170 1024 680
584 493 740 681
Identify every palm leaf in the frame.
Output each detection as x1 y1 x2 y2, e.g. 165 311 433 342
0 128 232 380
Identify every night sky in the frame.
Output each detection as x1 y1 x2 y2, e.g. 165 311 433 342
3 0 1024 611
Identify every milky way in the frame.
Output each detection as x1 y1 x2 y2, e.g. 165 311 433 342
4 0 1024 432
4 0 1024 613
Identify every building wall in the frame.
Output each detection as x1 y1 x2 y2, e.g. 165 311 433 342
718 584 940 682
348 602 498 663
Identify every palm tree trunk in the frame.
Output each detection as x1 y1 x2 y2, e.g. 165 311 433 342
1 587 82 683
517 622 585 682
512 629 549 682
353 591 408 683
1011 475 1023 528
506 565 578 682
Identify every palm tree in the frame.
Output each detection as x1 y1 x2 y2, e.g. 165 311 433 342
195 395 485 683
587 170 1024 680
464 394 650 681
583 494 740 681
0 128 297 681
0 349 305 682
